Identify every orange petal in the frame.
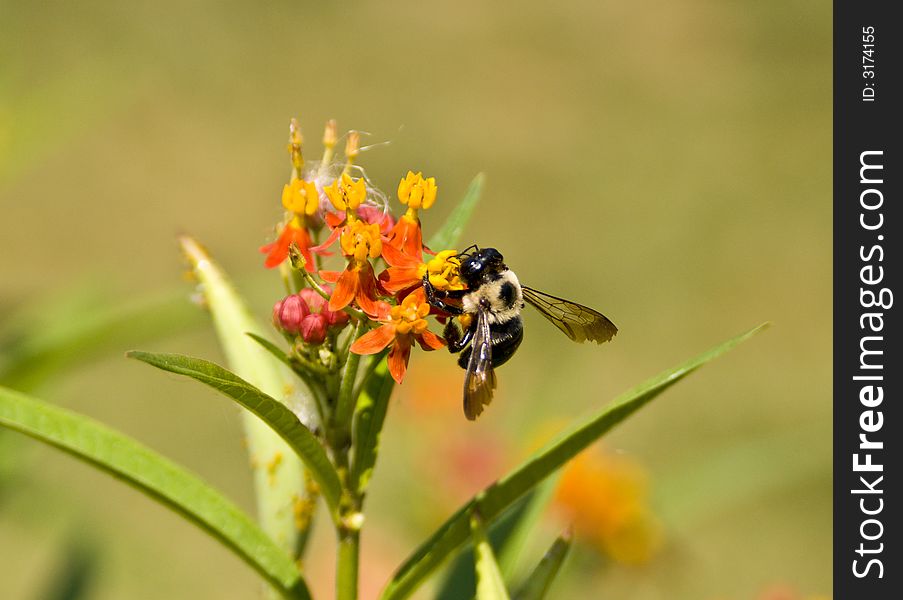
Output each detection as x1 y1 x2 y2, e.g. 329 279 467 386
354 263 382 317
381 241 421 267
401 225 423 258
373 301 393 321
329 267 360 312
350 324 396 355
261 225 293 268
388 217 423 259
387 339 412 384
290 227 315 270
325 211 346 228
404 287 428 305
311 226 341 254
417 328 446 351
319 270 342 283
380 266 422 293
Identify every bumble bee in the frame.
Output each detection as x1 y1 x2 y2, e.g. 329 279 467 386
423 246 617 420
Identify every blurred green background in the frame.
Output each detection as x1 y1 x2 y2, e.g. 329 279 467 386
1 0 830 599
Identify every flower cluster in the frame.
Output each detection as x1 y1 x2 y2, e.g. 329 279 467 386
263 119 467 383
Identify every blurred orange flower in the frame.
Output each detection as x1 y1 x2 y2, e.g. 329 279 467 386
555 445 662 564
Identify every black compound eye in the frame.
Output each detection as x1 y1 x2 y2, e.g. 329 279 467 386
460 258 482 278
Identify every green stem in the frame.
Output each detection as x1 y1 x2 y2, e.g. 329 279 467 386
291 353 333 377
331 321 364 454
336 529 360 600
310 225 324 273
351 349 388 401
291 269 305 294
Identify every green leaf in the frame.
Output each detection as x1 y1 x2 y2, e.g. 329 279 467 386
180 235 315 558
512 531 571 600
428 173 485 251
380 323 768 600
127 351 343 520
497 475 559 581
471 512 511 600
434 478 557 600
245 332 297 372
0 386 310 600
349 357 394 497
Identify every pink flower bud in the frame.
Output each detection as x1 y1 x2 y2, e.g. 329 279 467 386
272 299 284 326
275 294 309 335
323 306 350 327
300 313 328 344
298 287 327 314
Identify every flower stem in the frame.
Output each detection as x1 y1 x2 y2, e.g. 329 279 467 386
331 321 364 454
336 528 360 600
351 349 389 401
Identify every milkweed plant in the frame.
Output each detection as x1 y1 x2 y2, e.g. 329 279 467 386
0 118 766 600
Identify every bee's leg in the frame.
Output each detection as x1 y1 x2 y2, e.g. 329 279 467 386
443 318 475 353
423 275 464 315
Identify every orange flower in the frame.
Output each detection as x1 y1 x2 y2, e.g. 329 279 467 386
320 220 383 315
379 244 465 299
350 295 445 383
260 215 315 269
555 446 662 564
387 171 437 257
260 178 320 269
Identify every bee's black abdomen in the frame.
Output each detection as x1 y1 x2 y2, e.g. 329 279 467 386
490 318 524 366
457 317 524 369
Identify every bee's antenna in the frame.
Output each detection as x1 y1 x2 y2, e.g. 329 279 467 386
458 244 479 257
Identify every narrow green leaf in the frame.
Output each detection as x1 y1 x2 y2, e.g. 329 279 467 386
434 478 557 600
512 531 572 600
0 386 310 600
471 513 511 600
428 173 485 251
246 332 296 371
180 235 315 557
497 475 559 581
349 358 394 497
127 351 343 519
380 323 768 600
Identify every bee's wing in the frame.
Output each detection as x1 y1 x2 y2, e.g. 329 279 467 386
521 286 618 344
463 307 497 420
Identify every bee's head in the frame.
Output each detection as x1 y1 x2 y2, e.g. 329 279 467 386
459 247 506 285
